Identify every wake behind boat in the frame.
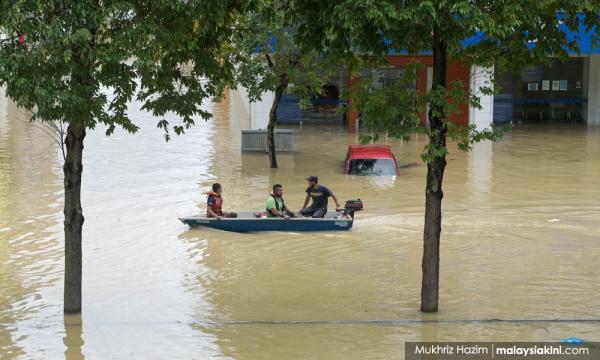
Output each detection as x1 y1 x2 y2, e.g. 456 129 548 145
180 199 363 233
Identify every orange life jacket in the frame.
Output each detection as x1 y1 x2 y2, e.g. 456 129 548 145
206 191 223 217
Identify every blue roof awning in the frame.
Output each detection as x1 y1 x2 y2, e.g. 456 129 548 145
386 13 599 56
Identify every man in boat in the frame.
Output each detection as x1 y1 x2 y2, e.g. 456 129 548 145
300 176 341 218
207 183 237 219
266 184 295 219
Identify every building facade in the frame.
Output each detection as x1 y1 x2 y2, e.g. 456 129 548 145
235 54 600 131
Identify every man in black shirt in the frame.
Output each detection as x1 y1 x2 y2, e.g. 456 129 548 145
300 176 341 218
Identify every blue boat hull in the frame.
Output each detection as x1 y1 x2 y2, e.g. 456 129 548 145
179 213 353 232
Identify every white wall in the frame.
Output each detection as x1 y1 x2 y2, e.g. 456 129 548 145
468 66 494 131
586 54 600 125
233 86 274 130
234 86 251 115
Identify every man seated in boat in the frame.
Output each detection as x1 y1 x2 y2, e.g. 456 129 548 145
300 176 342 218
207 183 237 219
266 184 295 219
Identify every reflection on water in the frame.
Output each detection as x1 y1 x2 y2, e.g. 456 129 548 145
1 88 600 359
0 91 65 360
64 315 84 360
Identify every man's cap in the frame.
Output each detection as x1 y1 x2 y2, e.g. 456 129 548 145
306 175 318 182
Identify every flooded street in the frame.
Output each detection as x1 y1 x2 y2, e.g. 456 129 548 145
1 88 600 359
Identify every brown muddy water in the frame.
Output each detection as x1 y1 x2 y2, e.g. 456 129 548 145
1 88 600 359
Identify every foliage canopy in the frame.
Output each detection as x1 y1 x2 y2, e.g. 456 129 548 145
0 0 248 140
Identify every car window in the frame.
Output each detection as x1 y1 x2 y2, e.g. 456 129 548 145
348 159 396 175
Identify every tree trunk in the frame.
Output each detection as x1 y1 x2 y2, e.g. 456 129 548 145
421 31 448 313
63 121 86 313
267 79 287 169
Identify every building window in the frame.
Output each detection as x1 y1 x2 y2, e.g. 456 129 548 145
378 68 400 88
559 80 568 91
528 82 539 91
363 66 416 89
542 80 550 90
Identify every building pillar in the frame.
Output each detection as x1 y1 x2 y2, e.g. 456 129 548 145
586 54 600 125
468 66 494 207
468 66 494 130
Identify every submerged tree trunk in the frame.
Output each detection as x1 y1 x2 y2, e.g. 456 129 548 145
63 121 86 313
421 31 448 313
267 78 288 169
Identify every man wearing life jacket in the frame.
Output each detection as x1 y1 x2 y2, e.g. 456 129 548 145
265 184 294 219
207 183 236 219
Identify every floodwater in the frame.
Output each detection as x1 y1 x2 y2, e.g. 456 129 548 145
1 87 600 359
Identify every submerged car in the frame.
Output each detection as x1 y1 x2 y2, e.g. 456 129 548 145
344 145 399 176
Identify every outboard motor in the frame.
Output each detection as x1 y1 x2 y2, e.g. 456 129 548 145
343 199 363 218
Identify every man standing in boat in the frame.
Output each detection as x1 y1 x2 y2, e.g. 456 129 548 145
266 184 295 219
300 176 341 218
207 183 237 219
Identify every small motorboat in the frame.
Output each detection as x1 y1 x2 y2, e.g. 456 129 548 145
180 199 363 233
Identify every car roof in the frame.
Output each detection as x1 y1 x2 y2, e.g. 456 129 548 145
347 145 395 159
